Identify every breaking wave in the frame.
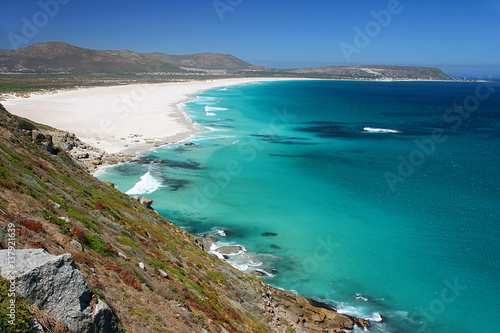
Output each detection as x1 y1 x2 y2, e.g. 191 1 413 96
125 171 163 195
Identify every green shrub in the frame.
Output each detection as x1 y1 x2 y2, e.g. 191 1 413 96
41 210 70 226
82 220 101 234
117 236 139 249
17 119 37 132
85 233 113 256
59 225 71 236
89 285 104 301
0 166 9 179
0 276 35 333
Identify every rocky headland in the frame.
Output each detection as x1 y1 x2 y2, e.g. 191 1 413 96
25 126 134 171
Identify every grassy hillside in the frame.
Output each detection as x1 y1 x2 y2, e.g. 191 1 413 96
0 103 372 333
0 103 276 332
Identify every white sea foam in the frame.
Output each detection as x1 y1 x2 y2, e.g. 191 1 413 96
207 239 278 276
213 228 228 236
229 257 273 276
355 293 370 302
193 96 217 104
205 106 228 112
337 303 376 321
205 112 216 116
92 164 112 177
207 243 225 260
208 242 247 259
188 134 236 142
205 126 225 132
365 313 384 322
336 302 387 328
363 127 401 134
125 171 163 195
176 102 187 111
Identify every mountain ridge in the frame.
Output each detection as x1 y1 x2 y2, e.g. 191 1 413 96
0 41 453 80
0 41 257 73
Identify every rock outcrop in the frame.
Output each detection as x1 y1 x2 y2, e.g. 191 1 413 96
262 286 370 333
29 130 59 155
195 236 216 251
140 196 153 208
215 245 245 255
56 132 132 170
0 249 119 333
22 126 131 168
197 240 371 332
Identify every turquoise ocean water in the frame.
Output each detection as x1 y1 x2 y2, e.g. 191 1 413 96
98 80 500 332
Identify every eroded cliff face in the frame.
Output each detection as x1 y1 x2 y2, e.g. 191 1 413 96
0 103 371 333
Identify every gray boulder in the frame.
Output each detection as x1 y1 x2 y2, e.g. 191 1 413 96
43 140 58 155
0 249 118 333
195 236 216 252
31 130 46 141
59 142 74 151
70 239 84 252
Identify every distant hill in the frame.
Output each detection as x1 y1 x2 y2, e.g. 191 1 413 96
146 51 255 70
284 65 452 80
0 42 257 73
0 41 453 80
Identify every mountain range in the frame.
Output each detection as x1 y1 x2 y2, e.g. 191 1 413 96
0 42 452 80
0 42 257 73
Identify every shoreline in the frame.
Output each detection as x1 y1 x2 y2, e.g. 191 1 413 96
2 78 308 160
1 77 473 173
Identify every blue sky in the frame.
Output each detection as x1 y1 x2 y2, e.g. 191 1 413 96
1 0 499 78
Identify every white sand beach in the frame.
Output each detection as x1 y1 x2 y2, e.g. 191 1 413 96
2 78 299 155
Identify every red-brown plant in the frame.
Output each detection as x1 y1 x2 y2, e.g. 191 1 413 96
33 160 49 171
18 217 43 232
95 200 105 210
224 306 241 321
70 226 87 244
105 262 142 291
